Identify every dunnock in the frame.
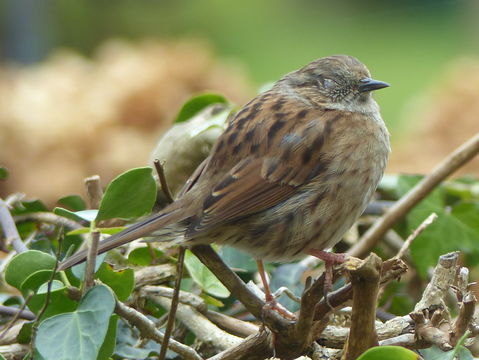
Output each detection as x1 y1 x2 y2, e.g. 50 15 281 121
60 55 390 301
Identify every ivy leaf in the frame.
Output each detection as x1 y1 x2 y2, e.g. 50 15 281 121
36 285 115 360
357 346 419 359
96 167 157 221
396 175 479 277
53 208 97 223
5 250 56 290
175 93 228 123
184 250 230 298
57 195 86 211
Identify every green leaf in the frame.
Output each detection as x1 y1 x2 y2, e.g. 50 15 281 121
200 293 224 307
96 263 134 302
57 195 86 211
397 175 479 277
127 246 164 266
22 274 77 318
184 250 230 298
96 167 157 221
187 108 230 137
219 246 257 272
0 166 8 180
11 199 48 215
53 207 97 223
20 270 58 297
17 321 34 344
36 285 115 360
32 287 78 320
97 315 118 360
5 251 56 290
67 226 125 236
70 253 107 280
357 346 420 360
175 93 228 123
420 346 455 360
115 318 164 358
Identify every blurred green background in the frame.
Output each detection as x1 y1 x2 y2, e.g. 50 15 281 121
2 0 477 133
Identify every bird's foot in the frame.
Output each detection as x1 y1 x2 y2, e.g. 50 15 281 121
307 249 348 297
263 293 296 320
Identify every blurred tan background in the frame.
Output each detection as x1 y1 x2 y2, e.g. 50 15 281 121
0 0 478 203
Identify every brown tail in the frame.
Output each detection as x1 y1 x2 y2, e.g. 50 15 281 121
58 207 185 270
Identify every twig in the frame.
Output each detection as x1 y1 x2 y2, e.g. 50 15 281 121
141 285 258 338
4 193 25 207
349 132 479 258
314 257 407 321
154 159 174 203
0 306 35 320
273 287 301 303
451 292 476 345
148 292 242 352
0 293 33 342
295 274 326 343
207 331 272 360
205 311 259 338
83 230 100 293
152 161 179 360
14 212 84 230
133 264 176 289
342 254 382 360
414 252 458 311
30 228 64 353
410 310 453 351
0 344 29 359
84 175 103 209
159 246 185 360
191 245 288 332
0 198 28 253
394 213 438 260
141 286 207 312
115 297 203 360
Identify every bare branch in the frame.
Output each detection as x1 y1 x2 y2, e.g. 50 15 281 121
342 254 382 360
84 175 103 209
83 230 100 293
133 264 176 289
14 212 84 230
415 252 458 311
154 159 174 204
147 292 243 352
191 245 288 332
159 247 185 360
0 306 35 321
115 298 204 360
394 213 438 260
0 198 28 253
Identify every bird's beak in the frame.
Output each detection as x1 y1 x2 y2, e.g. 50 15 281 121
359 78 390 92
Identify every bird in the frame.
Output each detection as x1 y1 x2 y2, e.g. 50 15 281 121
59 55 390 304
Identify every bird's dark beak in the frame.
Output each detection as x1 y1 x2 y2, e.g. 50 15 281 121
359 78 390 92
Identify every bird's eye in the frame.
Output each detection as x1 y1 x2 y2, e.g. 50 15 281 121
318 76 336 89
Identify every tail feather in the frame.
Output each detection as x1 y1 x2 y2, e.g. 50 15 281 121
58 207 185 270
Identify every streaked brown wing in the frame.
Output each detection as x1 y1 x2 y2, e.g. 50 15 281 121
186 158 296 236
184 93 341 237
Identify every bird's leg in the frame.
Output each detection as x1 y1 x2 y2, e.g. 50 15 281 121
256 260 273 302
307 249 347 294
256 260 296 320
